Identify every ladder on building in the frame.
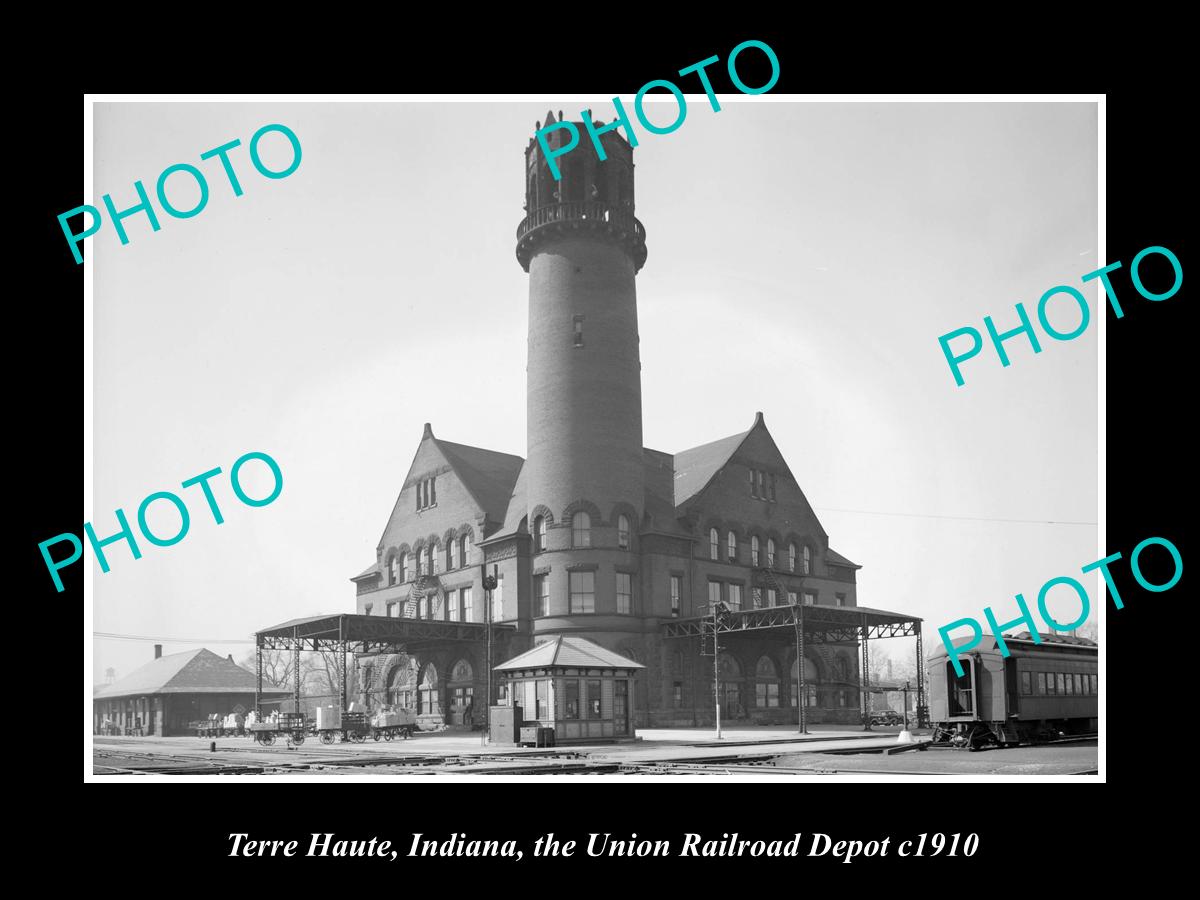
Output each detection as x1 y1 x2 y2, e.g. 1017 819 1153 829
758 565 791 606
405 576 444 618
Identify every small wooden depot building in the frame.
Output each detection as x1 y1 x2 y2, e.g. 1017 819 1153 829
495 636 644 742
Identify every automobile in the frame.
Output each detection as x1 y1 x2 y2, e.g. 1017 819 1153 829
870 709 905 726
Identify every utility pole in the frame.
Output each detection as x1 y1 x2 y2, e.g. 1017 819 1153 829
482 564 498 745
713 602 722 740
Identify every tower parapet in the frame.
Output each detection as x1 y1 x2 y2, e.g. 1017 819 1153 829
516 110 648 274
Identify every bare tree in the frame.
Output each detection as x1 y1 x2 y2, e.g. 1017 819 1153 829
239 648 297 691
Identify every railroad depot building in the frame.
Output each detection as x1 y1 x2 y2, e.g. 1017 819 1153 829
256 111 925 730
94 646 289 736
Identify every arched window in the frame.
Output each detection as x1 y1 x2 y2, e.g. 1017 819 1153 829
572 511 591 547
387 659 418 709
727 531 737 562
447 538 456 570
832 656 851 683
399 552 407 583
751 535 760 566
618 514 631 550
451 658 473 683
790 657 819 707
428 543 439 574
802 545 811 575
534 516 547 552
755 656 780 707
788 543 797 572
417 595 427 620
414 547 424 577
418 663 440 717
709 528 719 560
460 533 472 565
767 538 776 568
388 555 398 585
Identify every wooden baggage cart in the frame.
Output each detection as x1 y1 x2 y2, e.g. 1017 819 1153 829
318 711 369 744
250 712 307 746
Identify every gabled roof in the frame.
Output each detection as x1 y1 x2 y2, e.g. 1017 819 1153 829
94 648 288 700
434 437 524 527
352 562 381 581
643 448 690 536
494 460 529 539
826 548 861 569
495 636 645 672
672 419 756 508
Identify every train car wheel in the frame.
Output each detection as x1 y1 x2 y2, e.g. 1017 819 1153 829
262 732 276 746
373 731 381 741
320 731 334 745
384 730 394 741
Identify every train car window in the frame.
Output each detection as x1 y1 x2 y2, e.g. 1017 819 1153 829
1036 672 1046 694
1055 673 1066 694
1045 673 1055 695
1020 671 1032 695
1088 674 1096 695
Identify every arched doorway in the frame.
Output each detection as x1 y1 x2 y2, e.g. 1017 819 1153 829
418 662 441 718
755 655 780 708
447 658 474 726
386 659 418 710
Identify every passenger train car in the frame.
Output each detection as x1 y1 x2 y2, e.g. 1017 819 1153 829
926 630 1097 749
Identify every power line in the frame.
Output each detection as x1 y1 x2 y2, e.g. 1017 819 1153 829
93 631 255 644
812 507 1097 527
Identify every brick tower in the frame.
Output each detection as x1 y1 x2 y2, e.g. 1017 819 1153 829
516 110 649 630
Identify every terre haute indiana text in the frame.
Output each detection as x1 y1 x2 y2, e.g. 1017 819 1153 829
229 831 977 862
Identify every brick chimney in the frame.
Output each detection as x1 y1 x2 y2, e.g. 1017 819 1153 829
154 644 162 659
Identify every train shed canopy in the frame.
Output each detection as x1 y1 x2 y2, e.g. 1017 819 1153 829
255 613 514 653
660 602 921 643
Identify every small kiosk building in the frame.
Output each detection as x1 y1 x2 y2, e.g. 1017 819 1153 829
495 636 644 743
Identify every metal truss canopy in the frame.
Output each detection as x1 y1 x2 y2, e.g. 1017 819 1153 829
660 603 921 643
255 613 514 654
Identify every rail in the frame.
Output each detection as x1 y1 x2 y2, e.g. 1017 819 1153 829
516 202 645 243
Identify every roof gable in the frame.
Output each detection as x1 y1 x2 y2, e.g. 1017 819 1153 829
435 437 524 526
376 424 525 554
672 427 753 508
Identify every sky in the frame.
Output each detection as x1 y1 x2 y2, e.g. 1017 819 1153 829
90 99 1098 683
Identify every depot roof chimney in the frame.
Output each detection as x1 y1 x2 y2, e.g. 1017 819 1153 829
154 644 162 659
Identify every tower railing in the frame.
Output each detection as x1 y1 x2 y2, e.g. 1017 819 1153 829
516 201 646 243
